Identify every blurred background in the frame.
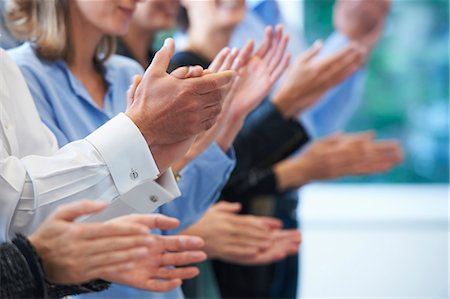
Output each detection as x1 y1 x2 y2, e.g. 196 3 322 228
296 1 449 298
0 0 448 298
304 0 449 183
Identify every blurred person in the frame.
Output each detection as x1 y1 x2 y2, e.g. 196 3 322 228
4 0 234 298
224 0 392 298
0 39 231 242
119 0 301 269
1 200 207 298
173 0 398 298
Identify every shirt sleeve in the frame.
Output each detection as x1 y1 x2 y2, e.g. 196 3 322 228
158 143 236 235
1 113 180 240
300 32 366 137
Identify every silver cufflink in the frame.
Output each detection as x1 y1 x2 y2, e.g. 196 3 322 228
130 169 139 180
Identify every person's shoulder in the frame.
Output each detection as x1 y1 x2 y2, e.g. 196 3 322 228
105 54 144 76
7 43 42 68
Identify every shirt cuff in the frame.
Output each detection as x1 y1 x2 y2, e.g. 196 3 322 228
85 113 159 195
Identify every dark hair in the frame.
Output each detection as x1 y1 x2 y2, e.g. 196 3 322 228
177 5 189 32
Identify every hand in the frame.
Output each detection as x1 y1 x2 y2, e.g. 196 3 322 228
28 200 207 292
274 132 404 191
272 42 365 118
181 201 283 262
334 0 391 52
231 25 290 118
172 47 243 171
214 25 291 151
126 38 235 170
233 229 301 266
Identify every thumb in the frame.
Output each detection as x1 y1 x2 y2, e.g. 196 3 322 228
52 200 107 222
214 201 242 213
299 40 323 63
148 38 175 75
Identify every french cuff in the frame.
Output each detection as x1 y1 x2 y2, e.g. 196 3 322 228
82 170 180 222
85 113 159 195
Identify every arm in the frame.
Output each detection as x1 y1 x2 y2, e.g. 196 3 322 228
1 114 166 240
221 99 310 200
299 33 366 137
302 0 391 137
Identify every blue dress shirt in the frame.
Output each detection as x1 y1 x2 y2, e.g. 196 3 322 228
8 42 235 299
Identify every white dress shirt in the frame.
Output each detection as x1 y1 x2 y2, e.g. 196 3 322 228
0 49 180 241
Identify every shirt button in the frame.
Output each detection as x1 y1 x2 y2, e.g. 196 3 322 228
130 169 139 180
4 122 10 130
149 195 158 203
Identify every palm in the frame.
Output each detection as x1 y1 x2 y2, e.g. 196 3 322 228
233 56 273 114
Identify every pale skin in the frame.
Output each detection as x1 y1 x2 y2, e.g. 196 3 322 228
274 132 404 191
67 0 234 172
180 201 301 265
272 0 391 118
28 200 207 292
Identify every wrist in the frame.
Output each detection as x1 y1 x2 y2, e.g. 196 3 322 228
273 159 310 191
216 113 244 151
272 90 295 119
125 111 156 147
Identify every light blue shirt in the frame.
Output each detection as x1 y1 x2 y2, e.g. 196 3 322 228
230 4 365 137
8 42 235 299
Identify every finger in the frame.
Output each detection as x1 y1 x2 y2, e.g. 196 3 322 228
191 70 235 95
186 65 205 78
258 217 283 229
214 201 242 213
219 48 240 72
86 246 150 270
209 47 231 73
127 75 142 107
148 38 175 75
170 66 190 79
83 235 155 256
80 222 149 239
315 45 360 75
161 251 207 267
223 245 260 260
262 25 283 62
88 261 135 282
52 200 107 222
232 40 255 71
254 26 273 58
298 40 323 63
157 235 205 252
111 214 180 231
142 279 182 293
267 34 290 75
270 53 291 83
154 267 200 281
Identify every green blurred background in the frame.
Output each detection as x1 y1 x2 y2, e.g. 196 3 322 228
305 0 449 183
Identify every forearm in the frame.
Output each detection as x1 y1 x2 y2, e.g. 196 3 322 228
272 159 310 192
1 114 165 240
233 99 309 173
0 235 110 299
216 113 245 152
0 236 46 298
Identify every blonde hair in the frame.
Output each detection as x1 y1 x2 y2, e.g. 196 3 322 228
5 0 115 63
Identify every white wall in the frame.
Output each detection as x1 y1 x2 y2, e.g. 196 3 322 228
298 184 448 299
